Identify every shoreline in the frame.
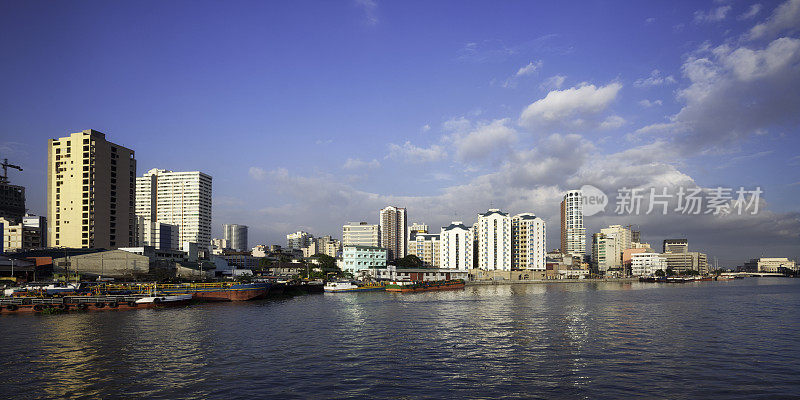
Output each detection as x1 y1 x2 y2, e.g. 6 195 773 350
466 278 639 285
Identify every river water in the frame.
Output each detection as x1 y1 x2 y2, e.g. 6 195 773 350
1 278 799 399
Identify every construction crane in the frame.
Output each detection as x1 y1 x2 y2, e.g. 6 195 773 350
1 157 23 184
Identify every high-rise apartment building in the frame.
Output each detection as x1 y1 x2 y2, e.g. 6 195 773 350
47 129 136 249
600 224 632 268
511 213 546 271
560 190 585 258
23 214 47 248
591 232 619 272
0 183 25 224
287 231 313 250
476 209 511 271
409 222 428 240
135 168 212 251
663 239 688 253
408 233 440 267
223 224 248 252
379 206 407 260
342 222 380 247
439 222 473 270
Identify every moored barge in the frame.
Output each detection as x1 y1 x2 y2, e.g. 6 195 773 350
385 279 465 293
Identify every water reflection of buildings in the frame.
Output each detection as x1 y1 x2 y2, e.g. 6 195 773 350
37 309 211 398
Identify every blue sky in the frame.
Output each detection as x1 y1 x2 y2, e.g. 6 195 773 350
1 0 799 265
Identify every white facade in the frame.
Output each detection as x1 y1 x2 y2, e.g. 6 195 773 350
600 224 632 267
223 224 248 252
439 222 473 270
476 209 511 271
560 190 586 258
135 216 179 250
341 245 387 275
362 265 469 281
631 252 667 276
379 206 407 260
511 213 546 271
342 222 380 247
135 168 212 251
286 231 313 250
757 257 797 272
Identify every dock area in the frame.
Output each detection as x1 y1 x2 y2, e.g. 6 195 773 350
466 278 639 285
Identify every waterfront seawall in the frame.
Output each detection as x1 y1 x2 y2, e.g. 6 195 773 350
466 278 638 285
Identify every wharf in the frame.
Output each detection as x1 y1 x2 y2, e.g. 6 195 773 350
466 278 639 285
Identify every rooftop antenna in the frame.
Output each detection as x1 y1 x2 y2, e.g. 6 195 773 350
1 157 23 184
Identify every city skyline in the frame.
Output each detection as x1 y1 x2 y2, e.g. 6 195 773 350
2 1 799 264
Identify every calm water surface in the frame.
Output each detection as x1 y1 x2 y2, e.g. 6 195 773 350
2 278 799 399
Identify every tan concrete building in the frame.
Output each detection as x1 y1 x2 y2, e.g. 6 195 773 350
379 206 407 260
663 251 708 274
1 217 42 251
47 130 136 249
408 233 440 267
511 213 546 271
342 222 379 247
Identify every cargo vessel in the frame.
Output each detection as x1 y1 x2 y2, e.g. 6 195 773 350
385 279 465 293
0 294 192 314
156 282 272 301
323 281 386 293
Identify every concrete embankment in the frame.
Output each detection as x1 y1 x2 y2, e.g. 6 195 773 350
466 278 639 286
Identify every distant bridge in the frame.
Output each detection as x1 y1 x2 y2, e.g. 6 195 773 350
720 272 786 277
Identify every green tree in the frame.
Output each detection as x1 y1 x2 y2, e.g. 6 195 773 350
395 255 424 269
666 268 675 276
655 269 665 277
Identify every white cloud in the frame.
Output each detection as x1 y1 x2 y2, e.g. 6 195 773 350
694 5 731 23
599 115 626 130
448 119 518 163
354 0 378 26
421 124 431 132
502 60 543 88
342 158 380 170
540 75 566 90
638 99 663 107
738 3 762 20
516 60 543 77
645 17 656 24
519 82 622 131
748 0 800 40
634 69 677 87
249 167 267 180
636 36 800 153
442 116 471 133
388 141 447 163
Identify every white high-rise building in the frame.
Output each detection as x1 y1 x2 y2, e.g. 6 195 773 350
286 231 313 250
560 190 585 258
631 252 666 276
439 222 473 270
511 213 546 271
476 209 511 271
600 224 632 268
379 206 407 260
223 224 248 252
135 168 212 251
342 222 380 247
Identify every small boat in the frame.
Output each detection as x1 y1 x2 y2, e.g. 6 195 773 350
135 294 194 306
386 279 465 293
323 281 386 293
